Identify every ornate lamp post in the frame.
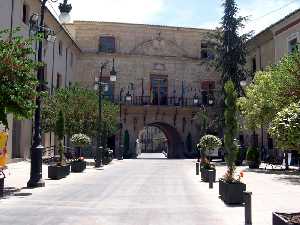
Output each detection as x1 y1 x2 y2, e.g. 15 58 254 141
27 0 68 188
95 59 117 168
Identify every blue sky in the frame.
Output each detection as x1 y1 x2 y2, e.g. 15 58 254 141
49 0 300 34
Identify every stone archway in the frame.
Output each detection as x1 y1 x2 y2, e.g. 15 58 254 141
146 122 184 159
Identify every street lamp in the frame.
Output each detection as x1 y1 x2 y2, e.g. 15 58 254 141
193 94 199 106
125 91 132 103
118 88 124 160
27 0 66 188
94 59 117 168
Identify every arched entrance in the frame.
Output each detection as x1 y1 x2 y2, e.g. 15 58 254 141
137 122 184 159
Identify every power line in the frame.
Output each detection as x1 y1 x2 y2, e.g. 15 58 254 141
252 0 300 21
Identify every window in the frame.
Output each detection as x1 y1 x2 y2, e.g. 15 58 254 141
201 81 215 106
288 38 298 53
150 76 168 105
201 43 208 59
200 42 214 60
56 73 62 89
252 57 256 73
99 36 116 53
22 4 28 24
58 41 63 56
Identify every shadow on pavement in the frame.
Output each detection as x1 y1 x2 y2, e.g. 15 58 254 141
244 168 300 185
1 186 33 200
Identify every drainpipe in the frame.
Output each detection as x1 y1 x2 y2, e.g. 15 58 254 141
65 47 69 87
9 0 14 41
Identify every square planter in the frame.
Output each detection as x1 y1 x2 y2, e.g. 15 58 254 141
48 164 70 180
201 168 216 182
219 179 246 204
273 212 300 225
0 177 4 198
71 160 86 173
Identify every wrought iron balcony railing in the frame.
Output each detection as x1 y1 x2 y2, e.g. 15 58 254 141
118 96 215 107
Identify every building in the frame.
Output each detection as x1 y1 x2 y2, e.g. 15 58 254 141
0 0 80 161
246 8 300 160
1 1 222 160
65 21 222 158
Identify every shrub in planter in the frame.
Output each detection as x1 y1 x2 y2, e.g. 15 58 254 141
201 161 216 182
71 157 86 173
71 133 91 158
70 133 90 172
198 135 221 183
48 111 70 180
103 148 113 165
235 147 244 166
219 81 246 205
246 147 261 169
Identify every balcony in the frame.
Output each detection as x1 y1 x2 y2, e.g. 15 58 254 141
118 96 215 107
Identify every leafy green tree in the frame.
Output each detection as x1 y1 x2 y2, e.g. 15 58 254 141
224 81 238 182
0 29 40 128
238 51 300 130
198 134 222 162
42 86 119 139
269 102 300 170
55 110 65 165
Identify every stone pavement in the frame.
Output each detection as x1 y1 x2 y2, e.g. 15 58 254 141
0 155 299 225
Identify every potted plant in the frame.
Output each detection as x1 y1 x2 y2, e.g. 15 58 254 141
198 134 222 182
246 147 260 169
70 133 91 173
219 81 246 205
273 212 300 225
48 111 70 180
103 148 114 165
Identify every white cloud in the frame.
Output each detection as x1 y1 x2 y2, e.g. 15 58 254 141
48 0 165 23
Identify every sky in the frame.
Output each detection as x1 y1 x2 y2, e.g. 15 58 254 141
48 0 300 34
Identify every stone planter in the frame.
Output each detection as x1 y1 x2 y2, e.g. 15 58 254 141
71 160 86 173
201 167 216 182
273 212 300 225
48 164 70 180
219 179 246 204
0 177 4 198
248 161 260 169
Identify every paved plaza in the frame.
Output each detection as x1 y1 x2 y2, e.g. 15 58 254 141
0 154 299 225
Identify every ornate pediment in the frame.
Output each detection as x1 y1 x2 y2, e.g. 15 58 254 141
131 35 188 57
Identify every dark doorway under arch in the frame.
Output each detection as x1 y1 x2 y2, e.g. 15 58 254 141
138 122 183 159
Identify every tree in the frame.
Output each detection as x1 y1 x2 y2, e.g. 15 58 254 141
42 86 119 139
238 51 300 130
0 29 40 128
55 110 65 165
269 102 300 170
208 0 251 93
198 134 222 163
224 81 238 182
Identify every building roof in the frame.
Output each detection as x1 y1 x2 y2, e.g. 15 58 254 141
44 4 81 52
251 8 300 41
70 20 215 33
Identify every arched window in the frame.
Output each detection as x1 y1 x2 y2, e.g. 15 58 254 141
22 4 29 24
